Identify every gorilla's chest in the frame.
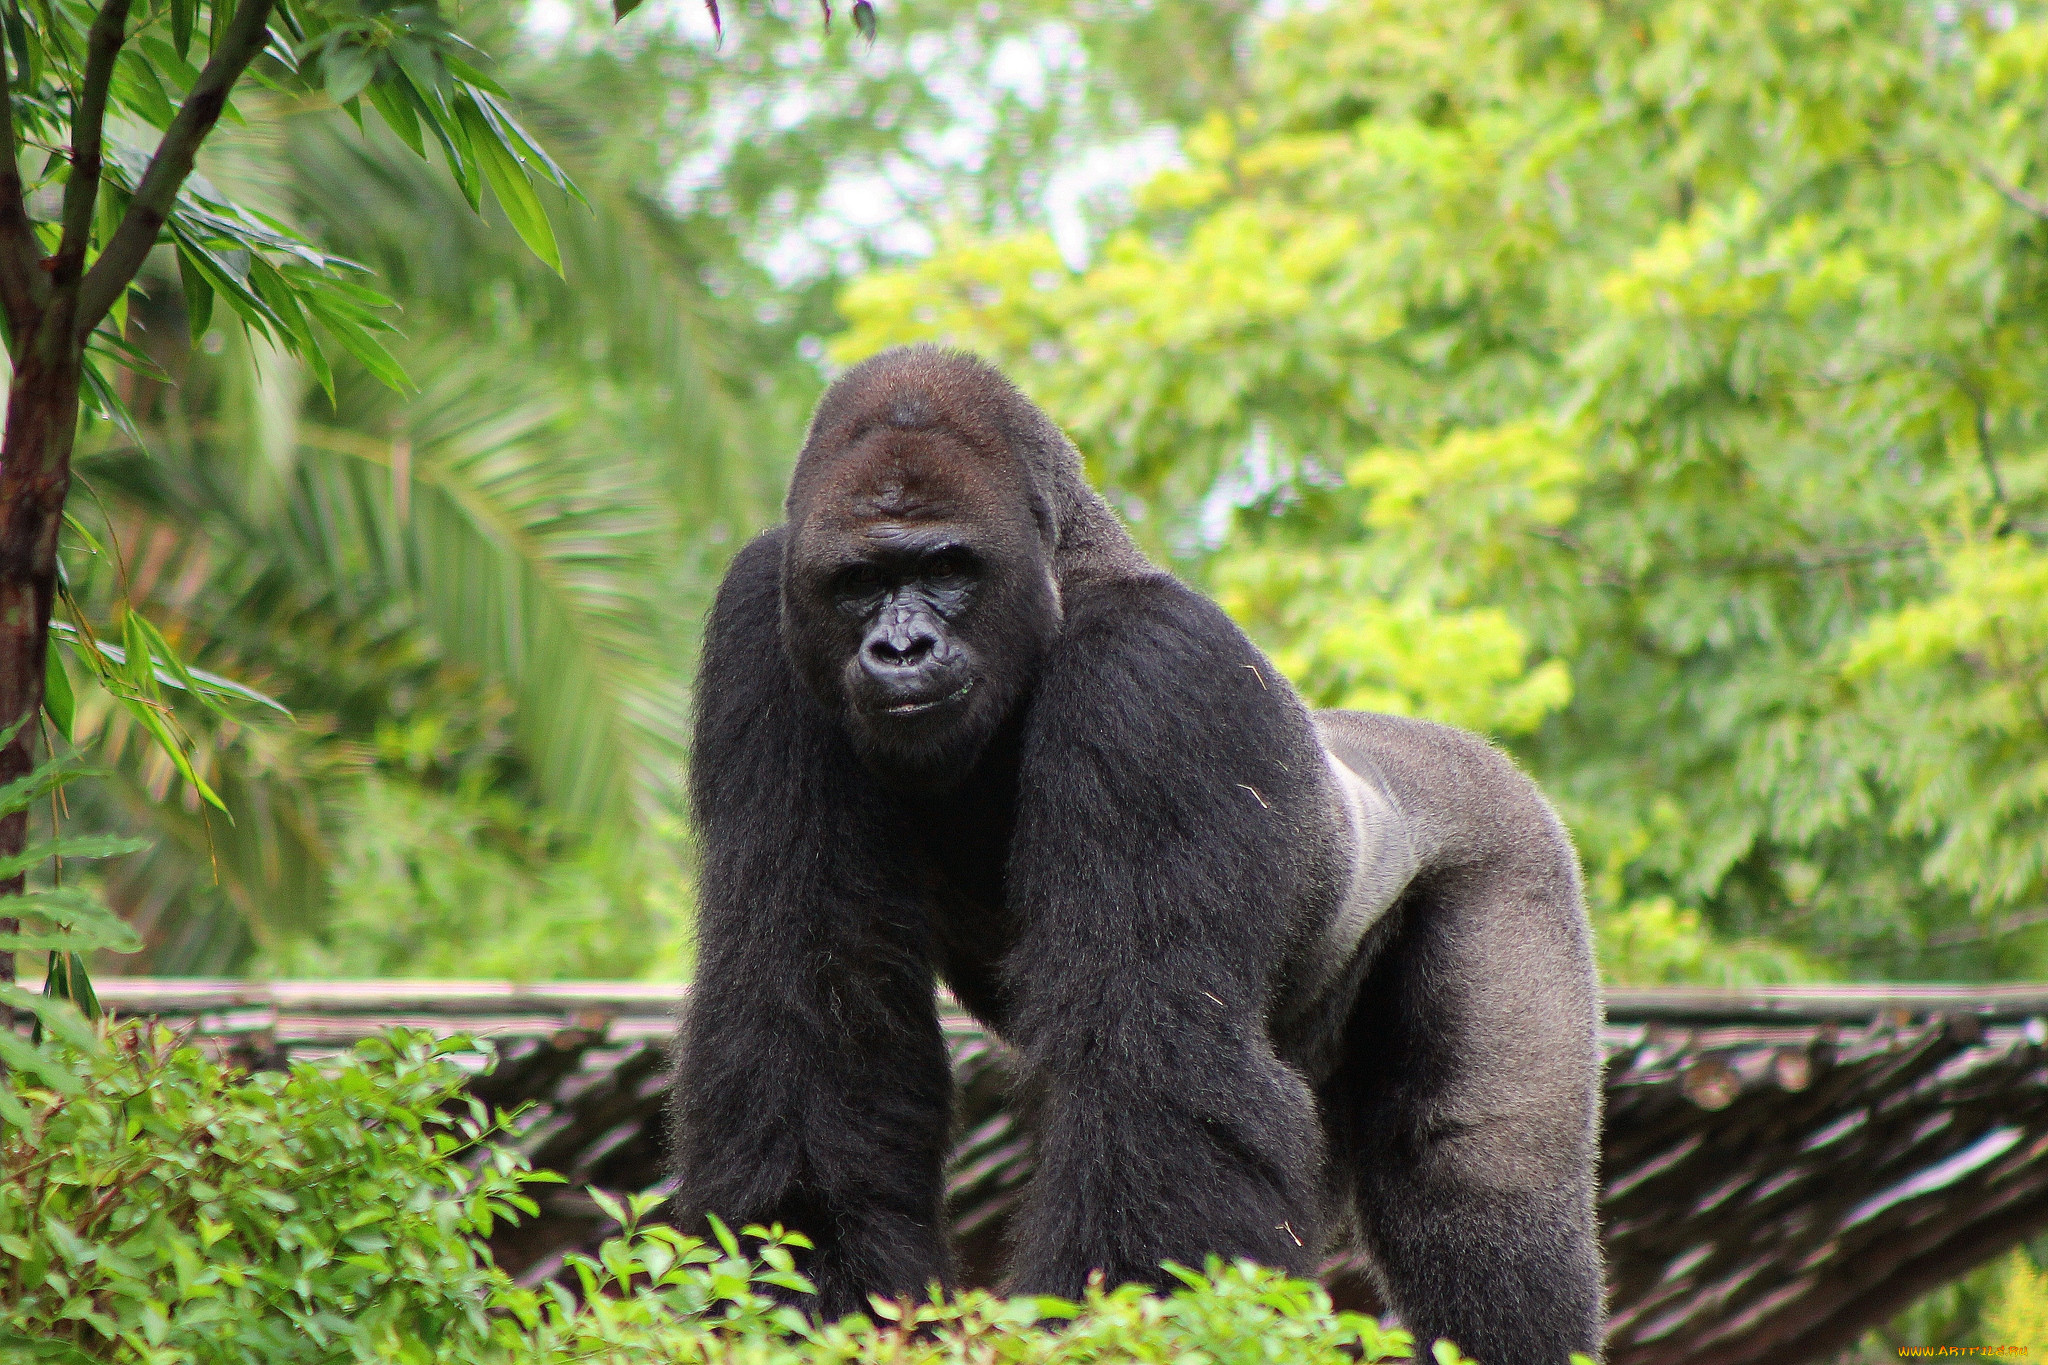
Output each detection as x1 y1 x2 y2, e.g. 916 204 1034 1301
908 741 1025 1023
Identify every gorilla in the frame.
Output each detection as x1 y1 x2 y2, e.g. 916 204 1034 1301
669 345 1604 1364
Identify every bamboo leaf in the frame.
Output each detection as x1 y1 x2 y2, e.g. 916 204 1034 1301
469 87 582 204
250 256 334 400
399 62 479 209
314 303 411 390
129 613 235 723
120 609 158 698
322 41 375 105
171 229 290 341
41 952 101 1023
0 834 152 880
61 512 103 557
78 357 146 447
178 243 214 340
456 93 560 274
50 621 292 715
365 71 424 157
42 645 72 742
117 693 231 818
169 0 191 59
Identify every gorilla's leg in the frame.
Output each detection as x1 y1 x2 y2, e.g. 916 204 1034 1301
1321 779 1605 1364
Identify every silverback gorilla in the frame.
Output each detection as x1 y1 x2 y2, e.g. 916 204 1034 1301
669 345 1604 1364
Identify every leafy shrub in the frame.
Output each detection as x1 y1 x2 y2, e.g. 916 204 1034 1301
0 1023 545 1362
0 1017 1433 1364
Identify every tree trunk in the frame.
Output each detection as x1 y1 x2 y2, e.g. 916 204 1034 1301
0 339 84 997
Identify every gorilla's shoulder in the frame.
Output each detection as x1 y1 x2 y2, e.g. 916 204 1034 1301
1057 569 1255 656
723 525 787 579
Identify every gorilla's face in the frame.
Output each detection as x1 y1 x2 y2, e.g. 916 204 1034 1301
783 425 1059 787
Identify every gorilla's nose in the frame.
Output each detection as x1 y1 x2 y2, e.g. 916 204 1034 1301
866 628 937 670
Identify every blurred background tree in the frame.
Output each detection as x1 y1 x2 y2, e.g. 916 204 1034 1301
836 0 2048 988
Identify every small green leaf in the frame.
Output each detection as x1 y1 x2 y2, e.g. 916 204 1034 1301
7 888 143 953
120 609 158 698
60 512 104 558
617 0 647 20
178 247 214 340
365 74 424 157
322 42 375 105
0 1029 85 1093
0 754 99 818
169 0 191 58
41 952 102 1025
43 645 72 741
853 0 875 41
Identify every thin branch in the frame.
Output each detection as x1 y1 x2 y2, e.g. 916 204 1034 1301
53 0 132 288
1925 905 2048 949
1968 154 2048 221
0 41 47 330
1960 381 2012 532
75 0 274 338
1530 526 1931 586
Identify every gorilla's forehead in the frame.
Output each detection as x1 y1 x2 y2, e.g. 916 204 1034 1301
796 426 1027 536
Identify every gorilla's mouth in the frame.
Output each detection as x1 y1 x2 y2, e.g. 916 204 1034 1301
882 678 976 717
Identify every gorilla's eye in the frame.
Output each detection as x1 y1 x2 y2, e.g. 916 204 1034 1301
840 564 886 595
926 551 971 581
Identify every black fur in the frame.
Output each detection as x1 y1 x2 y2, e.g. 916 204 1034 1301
669 346 1604 1361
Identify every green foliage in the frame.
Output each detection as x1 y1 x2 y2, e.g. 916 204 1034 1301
0 739 145 1033
1986 1245 2048 1346
0 1019 1439 1365
833 0 2048 983
256 776 691 980
0 1026 538 1362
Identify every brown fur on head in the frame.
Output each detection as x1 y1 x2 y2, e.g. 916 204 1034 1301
779 347 1128 786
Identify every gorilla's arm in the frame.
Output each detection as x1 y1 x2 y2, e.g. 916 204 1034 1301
669 530 954 1318
998 574 1331 1295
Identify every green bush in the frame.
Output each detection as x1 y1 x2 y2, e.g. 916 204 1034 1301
0 1018 1424 1364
